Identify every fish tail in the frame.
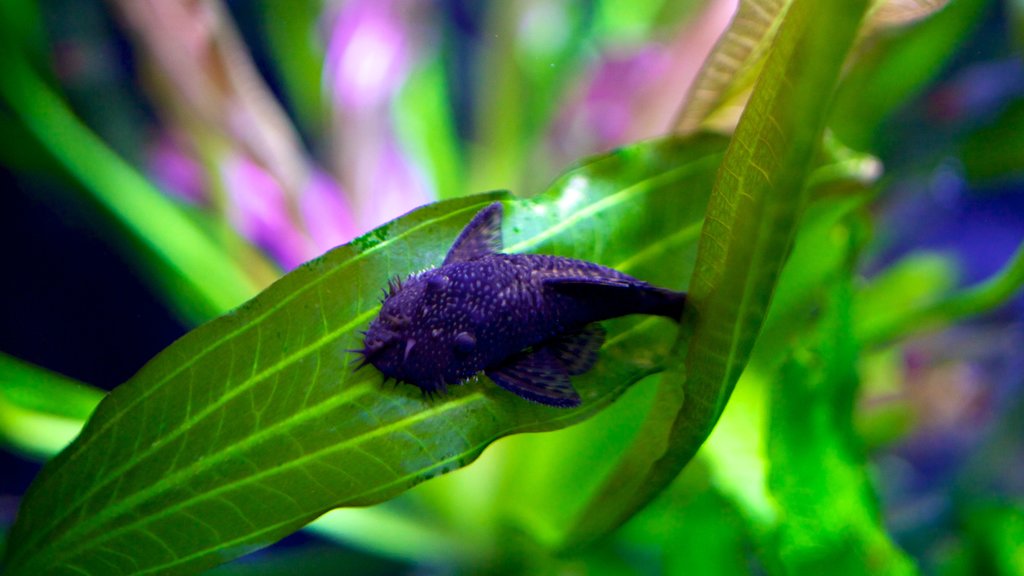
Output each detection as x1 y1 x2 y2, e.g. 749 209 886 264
644 287 687 322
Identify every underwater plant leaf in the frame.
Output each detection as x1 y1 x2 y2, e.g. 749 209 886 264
565 0 870 546
853 252 958 344
262 0 327 135
955 502 1024 575
858 239 1024 346
865 0 949 30
0 353 104 460
960 99 1024 183
0 54 263 323
675 0 954 138
396 59 466 200
831 0 987 150
766 255 915 575
3 135 727 576
674 0 792 135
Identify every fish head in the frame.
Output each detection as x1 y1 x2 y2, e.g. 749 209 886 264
358 268 480 389
358 274 423 378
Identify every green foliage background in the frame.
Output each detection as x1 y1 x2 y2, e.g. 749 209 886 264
1 0 1023 574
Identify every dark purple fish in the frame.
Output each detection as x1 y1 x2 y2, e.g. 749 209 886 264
355 202 685 407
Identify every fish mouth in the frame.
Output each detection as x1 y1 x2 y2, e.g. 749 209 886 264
349 328 398 370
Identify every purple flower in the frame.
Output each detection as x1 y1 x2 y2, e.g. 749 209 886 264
357 136 433 229
147 133 206 204
324 0 414 110
549 46 673 157
300 169 360 251
222 154 311 270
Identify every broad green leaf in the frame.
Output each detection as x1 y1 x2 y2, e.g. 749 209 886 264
0 354 104 459
766 262 915 575
0 354 432 567
0 53 262 323
4 135 727 575
564 0 871 546
696 192 871 540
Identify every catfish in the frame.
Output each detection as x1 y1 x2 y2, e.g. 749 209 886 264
355 202 685 407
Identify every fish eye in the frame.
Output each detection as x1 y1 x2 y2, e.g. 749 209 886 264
453 331 476 355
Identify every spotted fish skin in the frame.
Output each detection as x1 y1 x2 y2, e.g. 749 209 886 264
357 202 685 407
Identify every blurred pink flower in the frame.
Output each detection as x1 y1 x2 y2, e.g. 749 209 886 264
551 46 673 155
358 136 433 228
324 0 413 110
222 154 311 270
147 134 206 204
548 0 735 160
300 169 360 251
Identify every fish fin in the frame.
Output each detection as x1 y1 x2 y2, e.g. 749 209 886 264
548 323 606 375
443 202 504 265
486 348 580 408
544 277 687 321
543 276 635 291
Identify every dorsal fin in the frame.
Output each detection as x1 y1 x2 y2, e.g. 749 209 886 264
443 202 504 265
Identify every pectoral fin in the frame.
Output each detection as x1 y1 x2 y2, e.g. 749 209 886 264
486 348 580 408
548 323 605 375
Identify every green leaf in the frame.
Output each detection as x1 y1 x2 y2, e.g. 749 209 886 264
766 261 915 575
854 251 958 344
261 0 327 136
858 239 1024 346
955 502 1024 576
564 0 871 547
0 354 104 459
960 99 1024 183
830 0 988 151
4 135 727 575
396 59 466 200
674 0 955 137
620 470 755 575
0 54 261 323
305 503 480 565
864 0 950 31
674 0 793 135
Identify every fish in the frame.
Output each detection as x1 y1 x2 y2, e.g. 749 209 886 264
355 202 686 407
